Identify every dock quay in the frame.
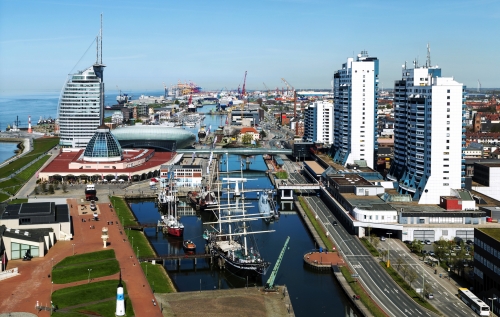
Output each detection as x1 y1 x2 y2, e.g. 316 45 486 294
155 285 294 317
303 250 342 270
332 266 373 317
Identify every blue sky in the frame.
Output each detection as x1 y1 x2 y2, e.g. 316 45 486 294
1 0 499 94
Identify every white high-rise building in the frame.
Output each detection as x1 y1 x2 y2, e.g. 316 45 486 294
303 101 333 145
58 17 105 148
332 51 379 169
387 58 465 204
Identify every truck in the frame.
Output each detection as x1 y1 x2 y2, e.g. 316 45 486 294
85 184 97 201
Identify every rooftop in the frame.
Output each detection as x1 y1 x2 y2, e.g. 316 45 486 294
477 228 500 241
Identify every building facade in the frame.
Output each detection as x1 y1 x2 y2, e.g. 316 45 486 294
58 64 105 148
387 61 466 204
332 51 379 169
303 101 333 145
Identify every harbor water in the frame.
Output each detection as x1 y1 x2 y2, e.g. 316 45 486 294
0 142 19 164
129 155 358 317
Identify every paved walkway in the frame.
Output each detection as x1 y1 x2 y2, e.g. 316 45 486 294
0 200 162 316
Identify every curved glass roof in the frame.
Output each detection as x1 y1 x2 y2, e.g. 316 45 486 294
112 125 195 141
83 125 123 162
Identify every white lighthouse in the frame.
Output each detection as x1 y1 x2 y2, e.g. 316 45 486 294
115 271 125 316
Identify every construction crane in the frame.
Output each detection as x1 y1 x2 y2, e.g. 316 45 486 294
264 236 290 292
281 78 294 96
263 82 269 97
241 71 247 109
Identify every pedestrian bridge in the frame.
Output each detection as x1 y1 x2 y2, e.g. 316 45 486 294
276 184 321 200
177 148 292 156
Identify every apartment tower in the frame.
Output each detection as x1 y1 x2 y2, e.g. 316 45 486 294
303 101 333 145
387 51 466 204
332 51 379 168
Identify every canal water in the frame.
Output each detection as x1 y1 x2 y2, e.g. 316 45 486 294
129 152 358 317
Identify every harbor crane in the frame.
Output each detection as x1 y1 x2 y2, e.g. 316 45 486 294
281 78 294 94
263 82 269 97
264 236 290 292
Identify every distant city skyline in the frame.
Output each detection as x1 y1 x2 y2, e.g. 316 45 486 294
1 0 499 94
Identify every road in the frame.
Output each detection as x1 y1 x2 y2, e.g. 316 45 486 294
303 195 439 317
379 240 478 317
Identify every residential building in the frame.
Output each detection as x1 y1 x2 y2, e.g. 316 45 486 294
239 127 260 142
387 58 466 204
303 101 333 145
332 51 379 169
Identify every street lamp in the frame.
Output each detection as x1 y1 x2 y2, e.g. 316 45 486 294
386 232 392 268
132 236 134 249
72 244 75 256
137 247 139 259
489 297 497 316
87 268 92 283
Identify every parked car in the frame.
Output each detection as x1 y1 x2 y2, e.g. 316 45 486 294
429 251 436 257
422 250 428 255
466 239 473 245
403 240 412 244
424 240 432 245
453 245 461 251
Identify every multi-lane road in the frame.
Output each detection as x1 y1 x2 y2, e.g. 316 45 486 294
304 195 439 317
378 239 478 317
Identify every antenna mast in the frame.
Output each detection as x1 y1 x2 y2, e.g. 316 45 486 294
426 43 431 68
100 13 103 64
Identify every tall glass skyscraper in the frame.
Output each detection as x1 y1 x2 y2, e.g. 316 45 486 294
58 16 105 148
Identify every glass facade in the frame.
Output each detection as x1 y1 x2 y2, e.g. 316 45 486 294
11 242 39 260
83 126 123 162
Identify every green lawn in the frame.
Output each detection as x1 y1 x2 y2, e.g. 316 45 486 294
360 237 380 257
0 137 58 179
110 196 138 226
141 262 174 293
59 297 134 317
56 250 115 267
379 262 441 315
0 193 10 202
52 259 120 284
339 266 387 317
298 196 335 251
127 230 156 258
8 198 28 204
52 280 126 308
17 154 50 181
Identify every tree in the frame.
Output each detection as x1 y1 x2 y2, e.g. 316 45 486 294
423 282 433 299
48 184 54 194
62 182 67 193
380 250 388 261
41 182 47 193
241 133 253 144
260 130 267 139
407 268 418 287
411 239 423 254
396 257 404 271
371 235 380 249
434 238 448 261
401 265 409 281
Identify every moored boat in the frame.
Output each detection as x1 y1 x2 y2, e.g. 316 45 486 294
183 240 196 253
198 125 207 139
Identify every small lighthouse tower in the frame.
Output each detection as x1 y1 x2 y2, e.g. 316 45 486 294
115 271 125 316
28 116 32 133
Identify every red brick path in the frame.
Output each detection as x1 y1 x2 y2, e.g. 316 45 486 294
0 199 162 316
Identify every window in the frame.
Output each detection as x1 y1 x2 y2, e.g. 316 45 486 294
443 183 449 186
447 115 450 118
447 90 450 93
447 96 450 99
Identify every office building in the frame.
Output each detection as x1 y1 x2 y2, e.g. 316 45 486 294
387 55 466 204
332 51 379 169
303 101 333 145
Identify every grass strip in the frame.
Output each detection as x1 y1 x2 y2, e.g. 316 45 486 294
63 297 135 317
0 137 58 179
298 196 335 251
17 154 50 181
56 250 115 267
52 280 127 309
0 193 10 202
141 262 174 293
379 262 442 315
127 230 156 257
52 259 119 284
110 196 138 226
339 266 387 317
360 237 380 257
8 198 28 204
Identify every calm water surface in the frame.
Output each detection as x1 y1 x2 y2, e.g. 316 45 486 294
0 142 19 164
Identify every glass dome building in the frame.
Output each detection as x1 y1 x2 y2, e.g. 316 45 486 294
83 124 123 162
111 125 196 151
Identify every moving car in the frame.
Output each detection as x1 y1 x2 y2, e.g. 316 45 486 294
332 220 338 226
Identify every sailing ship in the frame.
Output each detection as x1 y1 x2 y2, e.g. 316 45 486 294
158 184 184 237
205 178 273 278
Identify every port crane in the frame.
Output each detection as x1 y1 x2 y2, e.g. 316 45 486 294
281 78 294 96
264 236 290 291
263 82 269 97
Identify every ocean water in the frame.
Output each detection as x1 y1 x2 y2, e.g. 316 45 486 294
0 90 166 131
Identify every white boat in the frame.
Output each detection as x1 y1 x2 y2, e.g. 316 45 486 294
258 190 280 221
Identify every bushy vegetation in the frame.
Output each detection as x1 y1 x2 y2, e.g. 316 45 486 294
275 171 288 179
298 196 335 251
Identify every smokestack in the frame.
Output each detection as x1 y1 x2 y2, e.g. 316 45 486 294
28 116 32 133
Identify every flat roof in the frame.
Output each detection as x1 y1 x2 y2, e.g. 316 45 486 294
475 162 500 168
304 160 325 175
329 174 373 186
477 228 500 241
342 193 394 211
